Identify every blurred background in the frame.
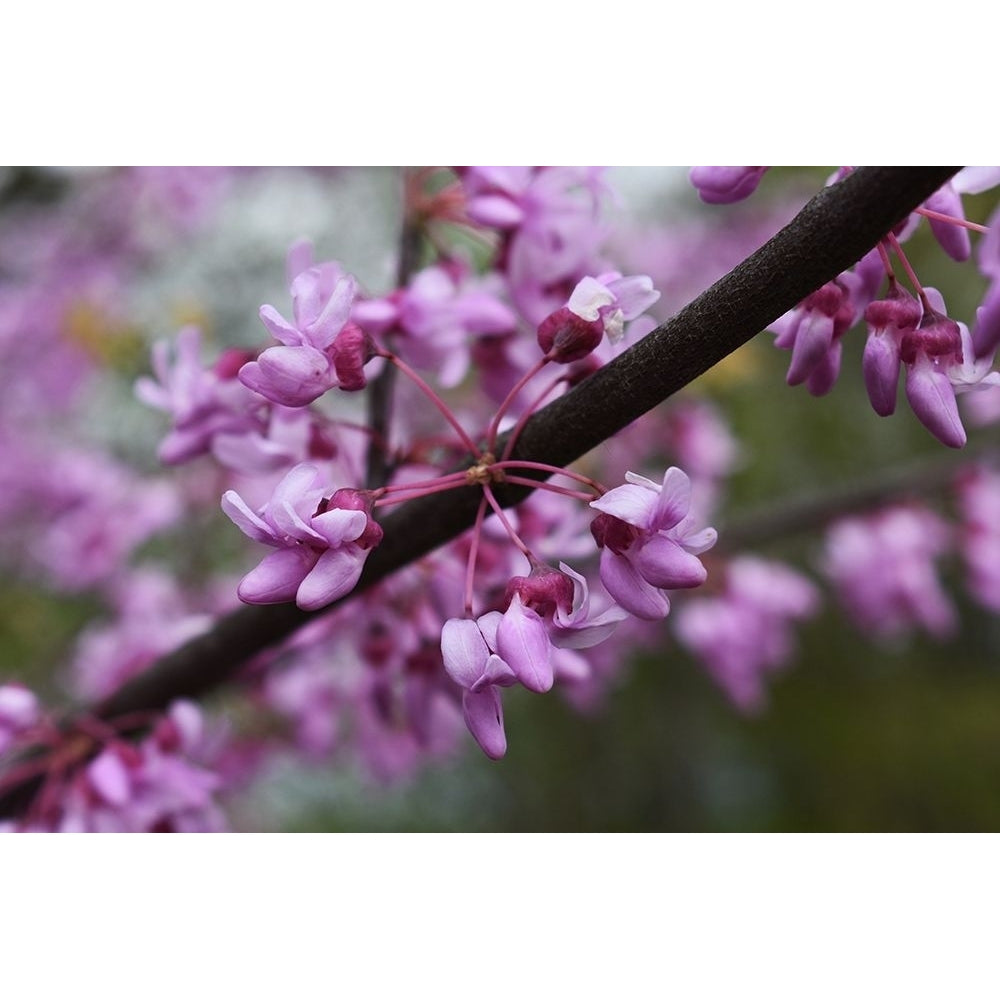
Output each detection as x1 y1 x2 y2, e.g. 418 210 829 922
3 165 999 831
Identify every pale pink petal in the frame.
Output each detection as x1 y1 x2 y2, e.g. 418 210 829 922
238 547 317 604
496 596 554 693
590 483 655 528
652 467 691 531
221 491 275 544
296 545 366 610
441 617 490 689
635 535 708 589
599 549 670 621
259 305 303 347
310 508 368 547
462 688 507 759
906 358 967 448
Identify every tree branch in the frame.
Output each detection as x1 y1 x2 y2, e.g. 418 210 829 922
0 166 960 817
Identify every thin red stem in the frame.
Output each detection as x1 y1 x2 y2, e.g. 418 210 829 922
463 497 489 617
876 240 896 282
376 471 469 495
492 460 606 494
381 351 482 458
486 356 551 452
501 373 567 461
885 232 931 310
482 485 533 560
373 479 469 508
915 206 989 234
501 475 597 502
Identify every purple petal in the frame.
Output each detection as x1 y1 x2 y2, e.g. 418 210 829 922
805 340 842 397
651 467 691 531
306 275 357 348
221 491 275 544
973 282 1000 360
238 547 317 604
238 346 334 407
311 508 368 547
462 688 507 759
296 545 366 610
924 185 971 262
259 305 303 347
863 331 901 416
678 526 718 555
590 483 655 529
476 611 502 651
635 535 707 589
606 274 660 319
599 549 670 621
496 597 554 693
905 359 967 448
786 312 834 386
466 194 525 228
441 617 489 689
88 750 131 806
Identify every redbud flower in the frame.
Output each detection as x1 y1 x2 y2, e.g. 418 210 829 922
240 262 360 406
221 464 381 610
590 467 717 620
537 272 660 362
863 282 922 417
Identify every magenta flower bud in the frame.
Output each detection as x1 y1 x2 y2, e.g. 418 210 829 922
864 287 922 334
325 488 383 549
213 348 257 380
503 565 575 618
900 313 962 365
331 321 374 391
536 305 605 363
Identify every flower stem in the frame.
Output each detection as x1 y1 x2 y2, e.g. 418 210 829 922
482 485 533 560
380 351 481 458
464 497 489 617
492 460 606 494
486 356 550 452
500 373 567 461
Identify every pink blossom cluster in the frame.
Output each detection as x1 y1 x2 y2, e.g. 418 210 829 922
2 166 1000 832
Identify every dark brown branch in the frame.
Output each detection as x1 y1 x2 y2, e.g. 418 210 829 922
364 188 423 488
0 166 960 817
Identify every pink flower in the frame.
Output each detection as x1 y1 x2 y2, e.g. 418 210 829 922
689 167 768 205
537 271 660 363
590 467 716 620
241 257 371 406
221 464 382 611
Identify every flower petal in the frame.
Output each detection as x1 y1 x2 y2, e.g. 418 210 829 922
238 547 316 604
599 548 670 621
221 491 274 544
590 483 655 528
296 545 366 610
496 596 553 693
635 535 708 589
652 467 691 531
462 688 507 759
441 617 489 689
